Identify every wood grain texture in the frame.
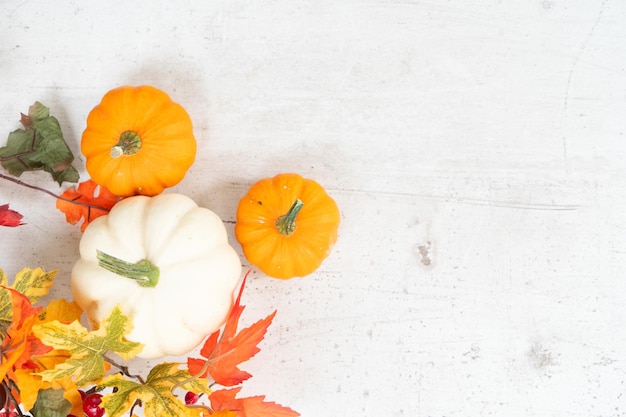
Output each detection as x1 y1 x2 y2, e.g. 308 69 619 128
1 1 625 416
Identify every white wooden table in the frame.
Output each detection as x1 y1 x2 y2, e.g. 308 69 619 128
1 1 625 416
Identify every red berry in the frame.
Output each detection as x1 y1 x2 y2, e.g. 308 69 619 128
82 393 105 417
184 391 199 405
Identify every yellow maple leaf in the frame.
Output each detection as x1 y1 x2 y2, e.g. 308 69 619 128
99 363 211 417
37 298 83 325
32 306 143 387
10 267 57 304
0 286 13 340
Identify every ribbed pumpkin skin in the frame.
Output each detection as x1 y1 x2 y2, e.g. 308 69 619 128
81 85 196 197
235 173 340 279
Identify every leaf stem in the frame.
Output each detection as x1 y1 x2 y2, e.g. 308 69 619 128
103 353 146 384
0 172 114 213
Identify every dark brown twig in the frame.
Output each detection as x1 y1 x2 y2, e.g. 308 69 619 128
0 173 113 213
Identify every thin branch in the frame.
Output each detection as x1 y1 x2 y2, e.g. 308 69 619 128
103 354 146 384
3 379 26 417
0 173 113 213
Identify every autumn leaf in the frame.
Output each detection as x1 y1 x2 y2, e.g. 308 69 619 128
14 369 82 417
56 179 119 231
0 288 44 381
30 387 72 417
0 102 79 185
9 267 56 304
211 412 237 417
32 306 143 387
209 387 300 417
187 275 277 386
13 299 84 415
37 298 83 327
12 298 83 373
0 204 24 227
0 286 13 339
100 363 212 417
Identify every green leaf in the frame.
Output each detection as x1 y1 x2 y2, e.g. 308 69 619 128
0 286 13 340
10 267 57 304
0 102 79 185
32 306 143 387
100 363 211 417
30 388 72 417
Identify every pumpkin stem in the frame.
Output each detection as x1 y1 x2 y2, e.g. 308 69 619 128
275 199 304 236
96 250 159 288
110 130 142 159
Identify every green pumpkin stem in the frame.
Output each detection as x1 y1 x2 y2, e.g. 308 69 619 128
110 130 142 158
96 250 159 288
275 199 304 236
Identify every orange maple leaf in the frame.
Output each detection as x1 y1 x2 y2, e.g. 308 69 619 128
56 179 119 231
187 274 277 386
209 387 300 417
0 288 45 382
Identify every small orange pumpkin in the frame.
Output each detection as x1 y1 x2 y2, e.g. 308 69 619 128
81 85 196 197
235 173 340 279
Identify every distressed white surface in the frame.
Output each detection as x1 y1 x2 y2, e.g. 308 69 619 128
1 0 626 416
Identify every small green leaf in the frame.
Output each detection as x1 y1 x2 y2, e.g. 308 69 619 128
0 102 79 185
30 387 72 417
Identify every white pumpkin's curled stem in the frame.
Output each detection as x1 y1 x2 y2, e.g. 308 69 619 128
275 199 303 236
96 250 159 288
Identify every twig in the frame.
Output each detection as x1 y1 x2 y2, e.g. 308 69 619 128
0 172 113 213
103 354 146 384
3 380 26 417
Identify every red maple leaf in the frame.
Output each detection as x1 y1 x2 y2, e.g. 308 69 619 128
209 387 300 417
187 274 277 386
55 180 119 231
0 204 24 227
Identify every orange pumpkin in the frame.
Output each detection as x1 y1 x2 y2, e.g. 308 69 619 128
81 85 196 197
235 173 340 279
